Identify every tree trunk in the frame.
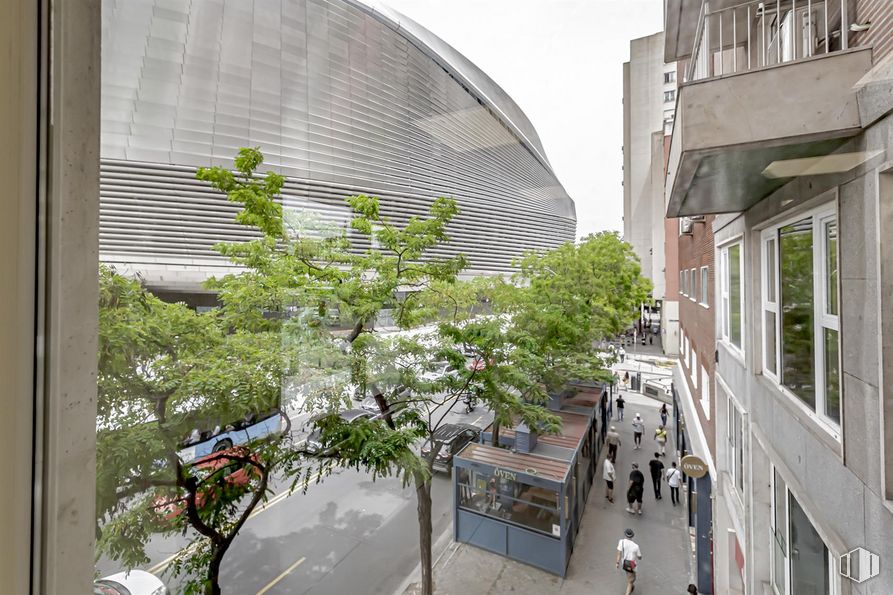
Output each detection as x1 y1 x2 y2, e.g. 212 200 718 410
492 421 500 448
414 471 434 595
205 544 226 595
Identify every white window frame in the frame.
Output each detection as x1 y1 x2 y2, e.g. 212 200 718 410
760 205 840 434
679 270 684 295
691 349 698 389
720 240 745 354
700 266 709 306
770 466 840 595
690 268 698 301
727 393 745 497
700 365 711 420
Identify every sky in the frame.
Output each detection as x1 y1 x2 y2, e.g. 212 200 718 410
381 0 664 238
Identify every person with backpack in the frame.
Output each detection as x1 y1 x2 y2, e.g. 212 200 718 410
615 528 642 595
654 424 668 456
666 461 684 506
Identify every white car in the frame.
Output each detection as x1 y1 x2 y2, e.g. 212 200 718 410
93 570 167 595
420 362 459 383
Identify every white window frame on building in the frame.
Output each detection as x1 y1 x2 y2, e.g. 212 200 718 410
700 266 709 306
691 349 698 389
664 71 676 84
770 466 839 595
700 365 711 419
727 393 745 497
760 204 840 435
691 268 698 301
720 240 745 354
664 89 676 103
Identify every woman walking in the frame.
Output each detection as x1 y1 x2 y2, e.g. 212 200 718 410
659 403 669 427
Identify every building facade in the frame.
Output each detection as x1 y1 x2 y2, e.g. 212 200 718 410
100 0 576 297
623 31 677 342
664 0 893 593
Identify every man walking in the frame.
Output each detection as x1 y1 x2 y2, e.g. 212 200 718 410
606 425 621 461
626 463 645 515
648 453 665 500
615 528 642 595
603 456 616 502
619 346 626 363
631 413 644 449
616 394 626 421
654 424 668 456
666 461 683 506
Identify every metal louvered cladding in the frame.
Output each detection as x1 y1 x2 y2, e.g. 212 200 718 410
100 0 576 281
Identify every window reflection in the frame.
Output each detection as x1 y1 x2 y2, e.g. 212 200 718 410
779 219 815 409
457 470 560 536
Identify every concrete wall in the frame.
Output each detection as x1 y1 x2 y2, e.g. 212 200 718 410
711 96 893 592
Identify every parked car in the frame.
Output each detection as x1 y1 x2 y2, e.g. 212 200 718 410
93 570 167 595
420 361 459 383
153 446 259 522
421 423 481 474
304 409 374 454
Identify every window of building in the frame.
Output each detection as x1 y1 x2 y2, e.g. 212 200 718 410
771 468 835 595
664 71 676 84
691 350 698 389
700 365 710 420
691 268 698 301
721 242 744 352
761 206 840 429
663 108 675 123
700 266 709 305
664 89 676 103
727 394 745 495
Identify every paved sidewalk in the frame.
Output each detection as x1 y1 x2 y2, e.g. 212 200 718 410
401 392 693 594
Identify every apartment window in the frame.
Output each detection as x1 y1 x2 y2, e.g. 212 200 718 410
700 365 710 420
721 242 744 351
691 268 697 300
727 395 745 495
761 207 840 428
663 108 675 123
680 270 684 295
664 71 676 84
691 350 698 389
700 266 709 305
664 89 676 103
771 468 834 595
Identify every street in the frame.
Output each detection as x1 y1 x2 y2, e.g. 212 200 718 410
97 396 492 594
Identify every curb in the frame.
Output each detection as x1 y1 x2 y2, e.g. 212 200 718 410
393 521 455 595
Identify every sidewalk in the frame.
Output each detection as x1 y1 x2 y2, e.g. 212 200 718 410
401 391 693 594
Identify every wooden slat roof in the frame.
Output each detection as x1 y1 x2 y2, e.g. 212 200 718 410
457 442 570 482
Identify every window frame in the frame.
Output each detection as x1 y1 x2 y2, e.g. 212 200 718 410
664 89 676 103
700 266 709 306
726 392 745 497
690 268 698 302
720 240 745 355
700 365 711 420
664 71 676 84
760 205 840 434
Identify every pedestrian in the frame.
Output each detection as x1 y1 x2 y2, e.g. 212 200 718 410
619 346 626 363
631 413 644 449
666 461 683 506
603 457 616 502
613 371 620 388
649 333 653 345
648 453 665 500
623 371 630 389
487 477 498 508
626 463 645 514
616 394 626 421
687 584 699 594
606 425 621 461
660 403 669 427
655 424 668 456
616 528 642 595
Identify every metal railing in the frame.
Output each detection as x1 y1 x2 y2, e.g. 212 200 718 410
686 0 851 82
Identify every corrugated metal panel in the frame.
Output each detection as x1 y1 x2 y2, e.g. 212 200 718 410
100 0 575 277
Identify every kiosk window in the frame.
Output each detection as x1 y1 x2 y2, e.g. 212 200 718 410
458 470 560 536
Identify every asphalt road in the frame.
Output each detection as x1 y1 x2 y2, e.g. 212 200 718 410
97 397 492 594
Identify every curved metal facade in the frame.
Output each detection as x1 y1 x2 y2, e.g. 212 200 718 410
100 0 576 283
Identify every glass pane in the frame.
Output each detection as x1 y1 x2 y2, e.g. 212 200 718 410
825 220 838 316
457 470 560 537
774 469 787 540
729 244 742 348
701 267 708 304
773 530 787 593
824 328 840 424
779 220 815 410
767 238 777 303
765 311 777 375
790 494 830 595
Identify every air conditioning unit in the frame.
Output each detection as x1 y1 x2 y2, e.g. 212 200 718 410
680 217 694 234
688 215 706 222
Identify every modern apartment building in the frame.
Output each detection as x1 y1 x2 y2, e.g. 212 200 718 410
100 0 576 299
664 0 893 593
623 32 678 350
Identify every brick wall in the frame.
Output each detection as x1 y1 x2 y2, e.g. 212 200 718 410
677 215 716 456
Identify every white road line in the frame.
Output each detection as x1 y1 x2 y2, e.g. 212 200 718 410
255 556 306 595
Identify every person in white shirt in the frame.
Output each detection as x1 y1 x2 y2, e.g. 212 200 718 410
615 528 643 595
631 413 645 449
603 457 616 502
666 461 683 506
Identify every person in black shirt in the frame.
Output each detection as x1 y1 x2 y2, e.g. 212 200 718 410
626 463 645 515
648 453 665 499
616 394 626 421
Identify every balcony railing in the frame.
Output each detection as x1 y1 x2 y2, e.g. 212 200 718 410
686 0 851 82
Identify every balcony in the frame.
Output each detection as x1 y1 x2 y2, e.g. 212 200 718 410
665 0 873 217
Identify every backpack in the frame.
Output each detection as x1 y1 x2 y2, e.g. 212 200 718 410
620 540 637 572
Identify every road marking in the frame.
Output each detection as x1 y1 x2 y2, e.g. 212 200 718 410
146 469 325 575
256 556 306 595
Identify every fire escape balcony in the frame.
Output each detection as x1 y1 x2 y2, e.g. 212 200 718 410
665 0 872 217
